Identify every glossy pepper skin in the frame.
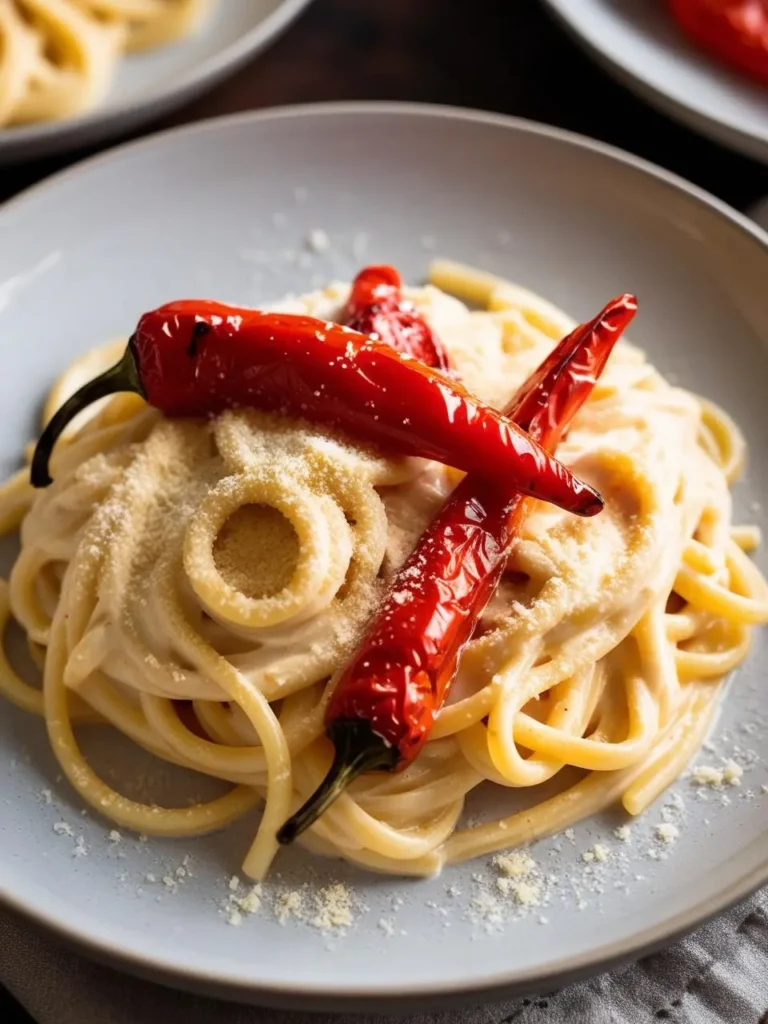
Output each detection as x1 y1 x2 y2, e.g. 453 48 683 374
343 264 451 371
668 0 768 86
327 293 638 761
32 301 602 519
277 294 637 843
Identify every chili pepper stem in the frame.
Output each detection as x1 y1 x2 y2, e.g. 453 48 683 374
277 719 399 844
31 344 144 488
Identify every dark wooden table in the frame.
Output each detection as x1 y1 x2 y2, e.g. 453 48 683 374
1 1 766 1020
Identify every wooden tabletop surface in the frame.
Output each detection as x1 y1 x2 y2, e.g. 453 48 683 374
1 1 767 1021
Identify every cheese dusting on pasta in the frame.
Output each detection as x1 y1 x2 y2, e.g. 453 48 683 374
1 262 765 880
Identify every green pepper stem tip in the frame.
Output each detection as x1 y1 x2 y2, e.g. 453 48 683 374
277 719 397 845
31 345 142 489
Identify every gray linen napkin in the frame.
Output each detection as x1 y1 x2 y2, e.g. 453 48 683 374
1 888 768 1023
3 200 768 1024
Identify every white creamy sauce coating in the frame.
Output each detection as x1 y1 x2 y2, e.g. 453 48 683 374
2 273 764 884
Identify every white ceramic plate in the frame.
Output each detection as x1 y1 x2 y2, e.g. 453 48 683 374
1 103 768 1013
544 0 768 164
0 0 313 165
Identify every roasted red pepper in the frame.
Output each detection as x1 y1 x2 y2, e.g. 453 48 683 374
278 294 637 843
343 264 451 371
31 303 601 520
668 0 768 86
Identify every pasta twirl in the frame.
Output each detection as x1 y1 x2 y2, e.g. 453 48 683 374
0 0 212 127
1 264 766 880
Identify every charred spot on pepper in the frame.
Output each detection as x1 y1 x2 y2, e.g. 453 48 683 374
188 320 212 358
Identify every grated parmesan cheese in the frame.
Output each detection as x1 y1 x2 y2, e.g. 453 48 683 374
692 765 725 787
692 759 745 790
470 891 503 927
229 884 262 916
493 851 536 877
306 229 329 253
274 890 304 925
213 504 300 600
496 877 541 906
655 823 679 845
582 843 610 863
311 883 354 932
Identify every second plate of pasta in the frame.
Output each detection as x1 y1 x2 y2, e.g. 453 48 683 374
0 0 314 163
0 103 767 1011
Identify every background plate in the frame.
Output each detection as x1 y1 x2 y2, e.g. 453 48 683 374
1 104 768 1012
0 0 313 165
544 0 768 165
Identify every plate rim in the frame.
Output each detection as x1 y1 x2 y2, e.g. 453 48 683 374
0 0 315 160
542 0 768 165
1 100 768 1009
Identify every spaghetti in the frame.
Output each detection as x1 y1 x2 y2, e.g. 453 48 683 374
0 0 213 128
1 262 766 880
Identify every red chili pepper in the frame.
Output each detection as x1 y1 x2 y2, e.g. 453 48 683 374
277 294 637 844
30 303 601 521
668 0 768 86
343 264 451 372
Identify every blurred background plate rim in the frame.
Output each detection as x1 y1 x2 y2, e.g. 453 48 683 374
1 101 768 1011
0 0 315 164
542 0 768 166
